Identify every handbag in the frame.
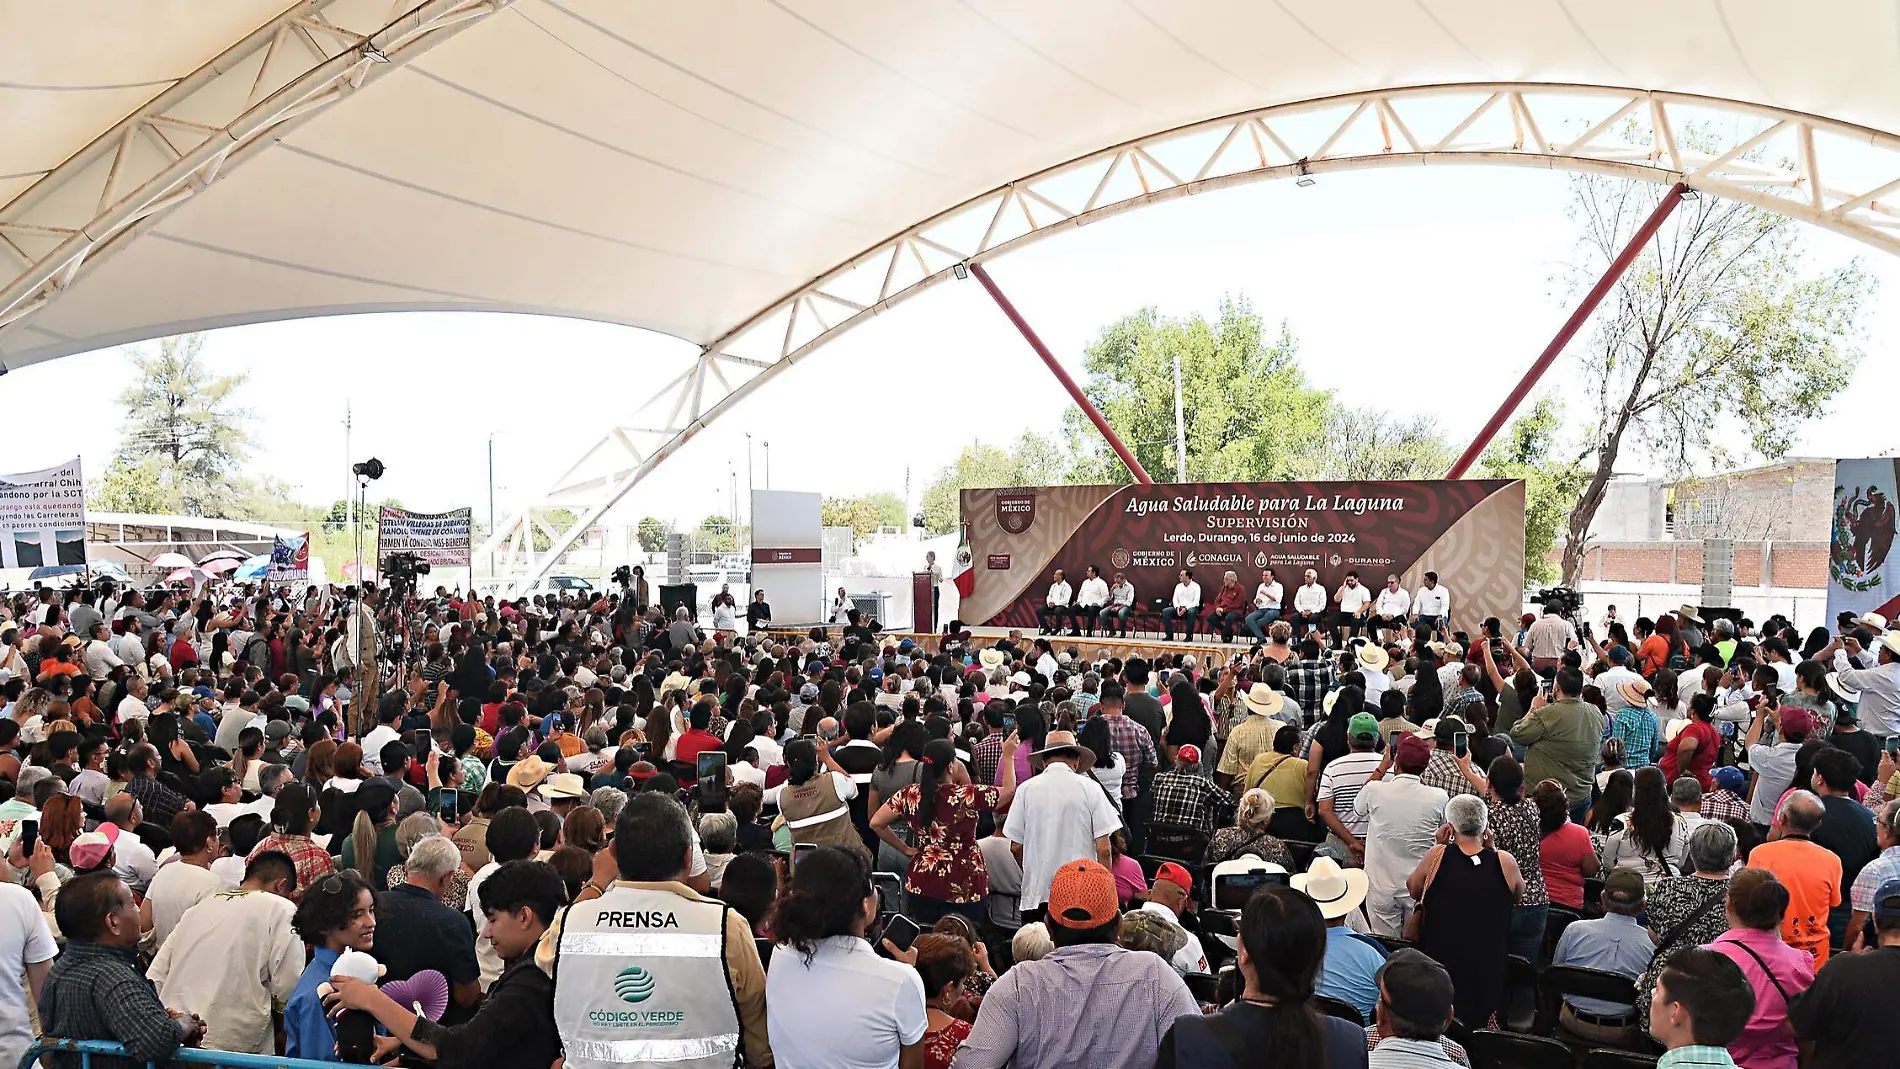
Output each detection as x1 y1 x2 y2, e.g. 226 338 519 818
1402 846 1447 941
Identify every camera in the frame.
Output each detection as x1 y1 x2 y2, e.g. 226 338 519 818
385 552 429 582
611 564 633 586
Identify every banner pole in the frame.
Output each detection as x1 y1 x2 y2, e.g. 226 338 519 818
967 262 1154 485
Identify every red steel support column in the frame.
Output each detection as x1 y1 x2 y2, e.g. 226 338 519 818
968 262 1154 484
1445 181 1690 479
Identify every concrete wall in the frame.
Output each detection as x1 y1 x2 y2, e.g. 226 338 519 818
1549 538 1830 631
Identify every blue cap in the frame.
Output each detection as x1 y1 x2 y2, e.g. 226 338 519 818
898 638 915 652
868 668 884 682
1875 877 1900 922
1712 766 1746 792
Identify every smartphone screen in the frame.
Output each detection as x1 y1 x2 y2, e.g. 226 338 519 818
438 793 458 823
1213 870 1288 911
1453 731 1469 758
1389 731 1403 751
1886 736 1900 757
416 728 432 756
18 819 37 858
879 914 922 957
1002 714 1016 732
791 843 817 869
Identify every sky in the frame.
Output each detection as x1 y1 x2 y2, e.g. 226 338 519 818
7 163 1899 534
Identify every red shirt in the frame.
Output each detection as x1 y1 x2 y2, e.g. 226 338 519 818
1661 719 1719 790
1539 821 1595 909
672 729 723 780
479 702 503 737
1212 583 1247 613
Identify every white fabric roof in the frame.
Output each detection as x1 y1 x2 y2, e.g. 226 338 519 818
6 0 1900 371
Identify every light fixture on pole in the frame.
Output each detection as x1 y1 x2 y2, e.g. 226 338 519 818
361 41 390 63
952 262 969 280
1294 158 1315 187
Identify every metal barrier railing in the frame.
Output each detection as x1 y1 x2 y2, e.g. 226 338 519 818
18 1039 361 1069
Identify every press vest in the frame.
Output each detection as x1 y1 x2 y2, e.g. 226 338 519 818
554 886 742 1069
776 774 862 849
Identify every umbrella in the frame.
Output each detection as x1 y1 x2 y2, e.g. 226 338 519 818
234 554 270 580
166 567 209 583
28 564 86 580
343 562 378 582
199 548 247 563
200 557 240 574
150 552 194 569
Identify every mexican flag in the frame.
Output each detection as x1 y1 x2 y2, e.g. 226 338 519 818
952 536 976 598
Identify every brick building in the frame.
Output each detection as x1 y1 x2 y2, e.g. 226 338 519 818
1556 460 1836 630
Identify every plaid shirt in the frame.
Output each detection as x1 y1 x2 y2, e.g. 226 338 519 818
1365 1028 1470 1067
1284 659 1337 722
972 732 1006 786
39 941 184 1069
1419 749 1481 798
1148 769 1232 835
1851 845 1900 912
1101 712 1157 798
125 773 186 827
249 831 337 900
1699 789 1749 823
1609 704 1662 765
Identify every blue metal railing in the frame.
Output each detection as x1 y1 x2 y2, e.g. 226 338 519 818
18 1039 362 1069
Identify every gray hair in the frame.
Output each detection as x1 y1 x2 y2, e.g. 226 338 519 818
405 835 462 880
1446 794 1489 838
589 787 628 823
1669 777 1703 808
1712 618 1736 637
698 811 738 853
1011 922 1054 963
1879 799 1900 841
1235 788 1275 832
257 763 293 797
395 812 440 859
675 606 690 621
1777 790 1825 834
1687 821 1738 875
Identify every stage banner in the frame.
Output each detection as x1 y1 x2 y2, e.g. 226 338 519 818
377 507 472 567
959 480 1525 629
0 458 87 570
1828 458 1900 622
267 533 310 582
751 490 823 624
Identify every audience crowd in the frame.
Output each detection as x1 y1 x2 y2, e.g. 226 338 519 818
1 579 1898 1069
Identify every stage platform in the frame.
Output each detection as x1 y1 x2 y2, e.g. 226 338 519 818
763 625 1258 664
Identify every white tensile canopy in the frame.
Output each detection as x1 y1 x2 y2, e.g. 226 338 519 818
8 0 1900 585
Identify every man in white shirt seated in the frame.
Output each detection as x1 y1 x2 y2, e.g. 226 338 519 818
1162 568 1203 642
1037 569 1073 636
1072 565 1110 637
1099 572 1136 638
1244 567 1284 641
1370 574 1411 641
1411 571 1451 641
1291 568 1328 640
1334 571 1373 641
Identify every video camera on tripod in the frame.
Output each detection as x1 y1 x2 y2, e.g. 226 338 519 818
1531 585 1589 636
385 551 430 602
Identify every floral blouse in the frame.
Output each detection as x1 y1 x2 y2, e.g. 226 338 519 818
892 782 1000 904
1636 875 1730 1030
923 1019 972 1069
1486 797 1548 906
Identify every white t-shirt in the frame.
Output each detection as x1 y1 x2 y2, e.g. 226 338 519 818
1076 576 1109 607
1337 583 1371 613
1293 583 1328 613
360 724 401 773
1413 585 1451 616
1045 581 1072 607
765 935 926 1069
1374 588 1411 616
0 883 56 1069
113 834 159 895
1255 582 1284 609
148 889 302 1055
1003 762 1124 910
1172 582 1202 611
146 860 223 950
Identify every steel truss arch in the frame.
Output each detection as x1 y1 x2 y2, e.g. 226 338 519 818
421 83 1900 588
0 0 516 337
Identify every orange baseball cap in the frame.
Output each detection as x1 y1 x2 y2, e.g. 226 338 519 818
1047 859 1119 929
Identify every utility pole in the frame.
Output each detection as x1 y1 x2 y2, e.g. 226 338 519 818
763 441 771 489
745 433 754 526
487 433 496 580
1172 355 1187 482
343 401 354 571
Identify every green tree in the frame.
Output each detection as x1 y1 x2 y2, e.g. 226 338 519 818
919 431 1073 535
696 514 736 554
110 334 253 515
1478 396 1588 586
1302 408 1454 480
637 516 672 553
1557 171 1868 584
1064 296 1332 483
89 456 179 513
822 497 884 543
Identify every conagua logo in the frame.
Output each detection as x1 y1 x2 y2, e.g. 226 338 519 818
615 965 656 1003
996 491 1036 535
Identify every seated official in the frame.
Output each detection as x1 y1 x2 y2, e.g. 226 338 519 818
1162 569 1203 641
1036 570 1073 636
